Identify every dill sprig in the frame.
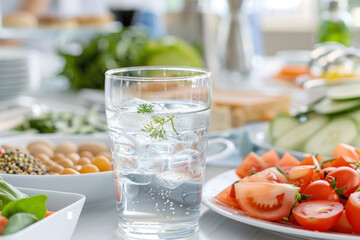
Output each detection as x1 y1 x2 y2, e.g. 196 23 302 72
137 104 154 114
142 115 179 139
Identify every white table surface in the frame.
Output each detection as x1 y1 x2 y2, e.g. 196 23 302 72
71 166 307 240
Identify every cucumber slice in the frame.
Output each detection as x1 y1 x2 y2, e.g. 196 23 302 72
347 109 360 124
303 117 358 157
269 115 300 141
313 98 360 115
274 115 329 151
327 83 360 101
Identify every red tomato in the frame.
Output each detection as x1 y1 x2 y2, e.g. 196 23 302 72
332 210 356 234
278 153 300 167
332 143 359 161
326 167 360 198
234 182 299 221
261 150 280 166
288 165 314 191
0 216 7 235
215 185 241 209
292 200 343 231
0 147 4 155
345 191 360 232
235 152 266 178
242 167 289 184
302 180 339 202
299 155 320 169
321 156 354 169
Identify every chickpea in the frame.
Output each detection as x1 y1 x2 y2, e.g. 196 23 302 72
79 151 93 159
72 165 82 171
92 156 112 171
60 168 80 175
49 164 64 173
52 153 66 162
67 153 80 164
77 157 91 166
96 152 111 160
57 158 74 168
79 164 99 174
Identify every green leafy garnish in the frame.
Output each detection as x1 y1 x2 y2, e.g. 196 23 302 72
2 195 47 220
248 172 256 176
3 213 38 235
276 167 289 181
329 178 347 200
0 176 28 210
142 115 179 140
137 104 154 114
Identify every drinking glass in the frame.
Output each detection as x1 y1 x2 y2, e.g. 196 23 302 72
105 66 212 239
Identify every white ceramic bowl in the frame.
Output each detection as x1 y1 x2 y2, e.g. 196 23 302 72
0 134 115 205
0 187 85 240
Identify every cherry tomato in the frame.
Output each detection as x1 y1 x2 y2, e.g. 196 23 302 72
332 210 356 234
321 156 354 169
235 182 299 221
45 210 55 217
302 180 339 202
215 185 241 209
0 147 4 155
242 167 289 184
288 165 314 191
299 155 321 169
292 200 343 231
345 191 360 232
261 150 280 166
0 216 7 235
326 167 360 198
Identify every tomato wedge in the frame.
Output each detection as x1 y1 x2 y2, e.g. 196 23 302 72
215 185 241 209
292 200 343 231
278 153 300 167
261 150 280 166
332 144 359 161
321 156 354 169
235 182 299 221
345 191 360 232
332 210 356 234
235 152 265 178
242 167 289 184
302 180 339 202
288 165 314 191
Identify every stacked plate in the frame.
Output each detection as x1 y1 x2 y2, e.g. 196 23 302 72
0 48 40 102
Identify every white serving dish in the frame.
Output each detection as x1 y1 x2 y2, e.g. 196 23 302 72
0 134 115 205
203 170 360 240
0 187 85 240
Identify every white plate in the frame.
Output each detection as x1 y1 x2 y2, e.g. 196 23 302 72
0 134 115 205
0 187 85 240
247 123 308 159
203 170 360 240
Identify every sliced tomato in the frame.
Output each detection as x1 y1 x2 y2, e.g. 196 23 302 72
242 167 289 184
261 150 280 166
292 200 343 231
302 180 339 202
278 153 300 167
345 191 360 232
299 155 320 169
332 210 356 234
0 216 7 235
235 182 299 221
326 167 360 198
45 210 55 217
321 156 354 169
0 147 5 155
288 165 314 191
215 185 241 209
332 143 359 161
235 152 266 178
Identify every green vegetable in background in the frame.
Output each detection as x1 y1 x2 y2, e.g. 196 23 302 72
3 213 38 235
2 195 47 220
58 27 204 90
0 176 28 210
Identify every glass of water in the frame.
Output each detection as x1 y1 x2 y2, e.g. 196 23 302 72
105 66 212 239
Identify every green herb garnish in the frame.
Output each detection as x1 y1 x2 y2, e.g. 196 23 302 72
137 104 154 114
142 115 179 140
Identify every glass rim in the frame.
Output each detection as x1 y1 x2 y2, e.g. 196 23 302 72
105 66 211 82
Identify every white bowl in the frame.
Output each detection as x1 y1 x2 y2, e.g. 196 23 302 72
0 134 115 205
0 187 85 240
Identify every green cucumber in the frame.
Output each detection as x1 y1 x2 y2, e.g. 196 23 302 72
327 83 360 101
303 117 358 156
313 98 360 115
274 115 329 151
269 115 300 142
